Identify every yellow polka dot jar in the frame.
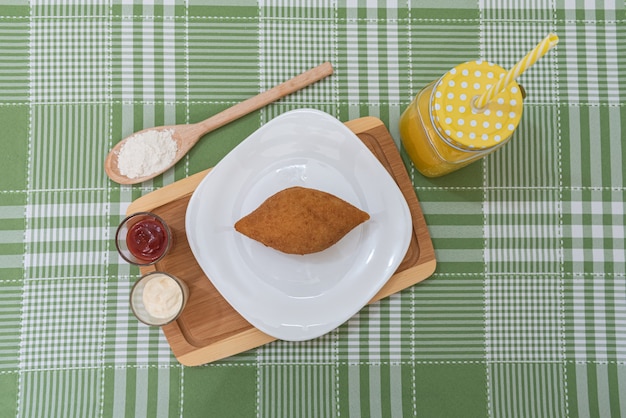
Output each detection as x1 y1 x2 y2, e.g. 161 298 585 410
399 60 524 177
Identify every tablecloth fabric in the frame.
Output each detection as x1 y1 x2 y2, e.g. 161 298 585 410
0 1 624 417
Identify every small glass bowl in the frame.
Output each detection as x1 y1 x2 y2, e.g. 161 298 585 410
130 272 189 326
116 212 172 266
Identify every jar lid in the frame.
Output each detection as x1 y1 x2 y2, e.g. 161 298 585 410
431 61 524 150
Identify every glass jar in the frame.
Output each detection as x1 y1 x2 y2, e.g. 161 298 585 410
399 61 524 177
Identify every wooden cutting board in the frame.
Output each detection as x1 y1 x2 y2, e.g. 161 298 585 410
126 116 436 366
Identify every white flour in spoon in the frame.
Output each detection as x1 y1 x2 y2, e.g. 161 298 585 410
117 129 178 179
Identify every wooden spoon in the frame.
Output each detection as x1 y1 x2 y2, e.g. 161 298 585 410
104 62 334 185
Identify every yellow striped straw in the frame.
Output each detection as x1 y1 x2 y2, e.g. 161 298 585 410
475 33 559 109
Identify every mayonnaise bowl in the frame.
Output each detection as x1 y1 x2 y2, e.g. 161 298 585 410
130 272 189 326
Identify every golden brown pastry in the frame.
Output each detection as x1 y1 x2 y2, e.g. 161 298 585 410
234 186 370 255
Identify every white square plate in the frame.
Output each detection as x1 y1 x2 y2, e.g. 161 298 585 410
186 109 411 341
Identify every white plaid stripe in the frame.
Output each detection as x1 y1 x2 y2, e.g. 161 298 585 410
113 15 185 103
564 190 626 275
104 278 176 365
480 0 554 20
567 275 626 362
0 18 29 103
417 190 485 275
0 282 21 369
413 276 486 361
486 106 561 188
20 369 102 418
31 19 109 103
340 19 404 105
260 1 335 105
105 366 183 418
558 6 625 105
563 106 625 189
118 18 136 103
257 334 336 365
31 1 109 16
105 276 134 366
489 363 568 417
20 279 104 370
258 365 337 418
30 105 110 190
257 294 413 364
186 18 259 102
485 190 562 274
481 21 558 104
338 293 410 363
24 192 108 279
486 275 563 361
405 21 479 97
0 204 26 281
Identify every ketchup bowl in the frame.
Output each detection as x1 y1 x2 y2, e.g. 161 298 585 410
116 212 172 266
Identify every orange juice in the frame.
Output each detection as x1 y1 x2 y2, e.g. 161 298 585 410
399 61 524 177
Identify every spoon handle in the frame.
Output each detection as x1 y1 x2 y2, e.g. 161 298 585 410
194 62 334 136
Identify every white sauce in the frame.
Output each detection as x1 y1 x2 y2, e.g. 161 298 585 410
142 274 183 319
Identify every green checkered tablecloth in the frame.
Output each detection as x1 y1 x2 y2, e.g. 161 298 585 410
1 1 624 417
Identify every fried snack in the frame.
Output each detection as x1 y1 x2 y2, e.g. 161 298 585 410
234 186 370 255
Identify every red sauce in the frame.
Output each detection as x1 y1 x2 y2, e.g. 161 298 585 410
126 218 168 262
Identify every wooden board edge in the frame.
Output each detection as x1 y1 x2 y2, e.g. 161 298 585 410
171 257 437 366
176 328 276 366
126 169 211 215
176 261 438 366
344 116 384 133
